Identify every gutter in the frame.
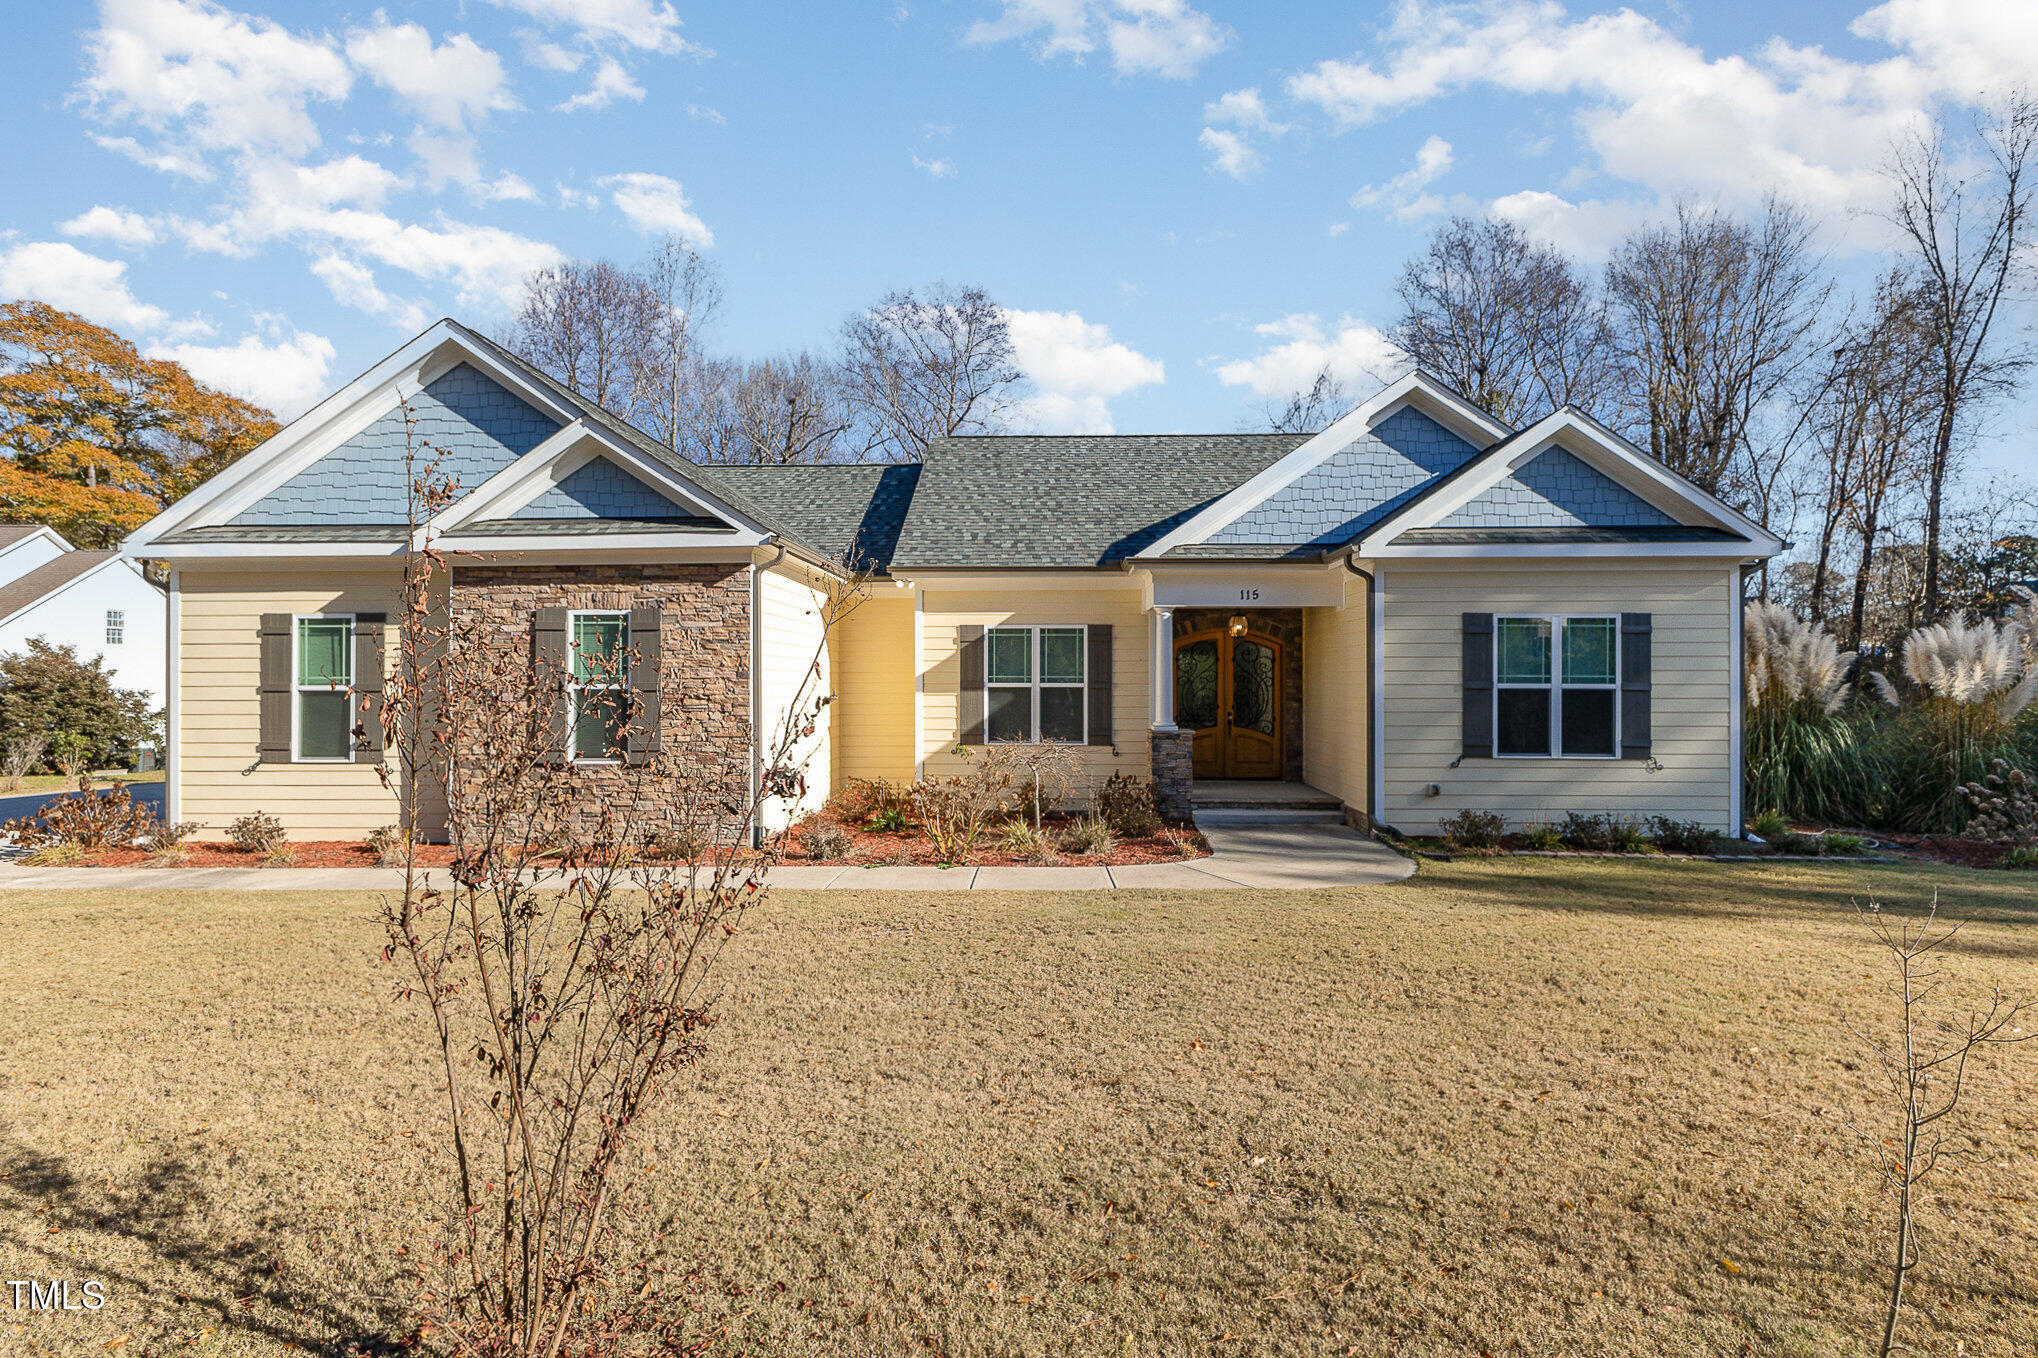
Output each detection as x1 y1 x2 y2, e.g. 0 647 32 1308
749 542 789 848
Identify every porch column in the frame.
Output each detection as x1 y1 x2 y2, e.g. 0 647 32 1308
1148 606 1176 730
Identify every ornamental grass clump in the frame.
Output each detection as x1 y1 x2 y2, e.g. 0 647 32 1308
1742 603 1879 824
1878 614 2037 830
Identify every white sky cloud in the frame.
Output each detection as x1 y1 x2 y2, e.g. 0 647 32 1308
912 154 957 179
1349 134 1454 222
0 240 170 334
556 57 645 112
81 0 352 161
967 0 1231 78
599 172 714 247
345 20 517 131
1214 313 1403 398
1004 307 1164 433
147 328 337 416
1200 86 1286 179
310 254 430 331
59 206 159 246
485 0 700 55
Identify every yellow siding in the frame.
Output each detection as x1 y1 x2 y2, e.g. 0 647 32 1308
757 561 834 828
1301 598 1368 812
175 568 405 839
919 585 1149 803
829 590 916 786
1381 562 1736 833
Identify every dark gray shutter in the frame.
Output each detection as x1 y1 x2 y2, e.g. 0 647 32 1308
353 613 386 762
959 624 985 745
534 607 570 762
1461 612 1494 760
627 605 662 765
258 613 293 763
1621 612 1653 760
1086 624 1112 746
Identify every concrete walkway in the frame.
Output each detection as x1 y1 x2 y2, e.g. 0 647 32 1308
0 824 1412 892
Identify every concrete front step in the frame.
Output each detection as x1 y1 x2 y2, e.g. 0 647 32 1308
1192 795 1342 811
1193 807 1349 828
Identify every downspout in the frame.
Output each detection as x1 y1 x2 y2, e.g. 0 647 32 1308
749 543 788 848
1336 549 1380 835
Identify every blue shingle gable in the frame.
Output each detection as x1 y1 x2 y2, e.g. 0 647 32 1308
510 457 691 520
228 363 561 526
1209 404 1482 546
1436 447 1677 530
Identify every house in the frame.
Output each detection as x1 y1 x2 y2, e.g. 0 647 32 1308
123 319 1781 843
0 524 167 714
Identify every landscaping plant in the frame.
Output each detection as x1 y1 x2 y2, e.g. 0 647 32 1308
1646 815 1721 855
0 733 47 791
0 775 158 850
228 810 286 855
1847 897 2032 1358
373 410 858 1355
794 816 852 861
1060 813 1117 857
1094 771 1163 837
911 748 1017 861
1956 759 2038 845
1437 808 1505 849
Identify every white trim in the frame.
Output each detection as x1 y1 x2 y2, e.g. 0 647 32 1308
1147 606 1176 731
1369 565 1385 829
1356 410 1785 557
1730 569 1746 836
983 624 1089 745
912 586 925 781
1490 614 1621 760
430 426 731 537
165 568 180 824
0 525 74 574
1135 371 1514 559
291 613 357 764
1364 540 1768 560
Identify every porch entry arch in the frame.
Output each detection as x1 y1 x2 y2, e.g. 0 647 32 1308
1173 627 1283 779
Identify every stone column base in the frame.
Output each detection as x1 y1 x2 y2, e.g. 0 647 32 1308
1150 727 1194 821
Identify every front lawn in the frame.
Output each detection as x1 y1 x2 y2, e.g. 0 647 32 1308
2 860 2034 1356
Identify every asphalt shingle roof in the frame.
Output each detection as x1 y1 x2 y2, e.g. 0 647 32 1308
707 463 921 572
0 551 141 623
886 434 1309 569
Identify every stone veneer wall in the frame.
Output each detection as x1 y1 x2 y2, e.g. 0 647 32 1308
1172 607 1304 781
446 562 752 841
1150 728 1194 820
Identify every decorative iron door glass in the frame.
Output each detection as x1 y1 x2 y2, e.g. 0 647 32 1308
1176 629 1282 779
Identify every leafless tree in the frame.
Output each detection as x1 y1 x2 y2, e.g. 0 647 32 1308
1881 94 2038 620
507 258 664 420
838 283 1029 462
1391 215 1617 425
1605 197 1831 503
1845 897 2032 1358
629 237 724 455
1257 363 1351 433
689 352 851 465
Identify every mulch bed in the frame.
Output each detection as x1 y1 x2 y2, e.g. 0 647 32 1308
69 842 457 868
787 817 1208 867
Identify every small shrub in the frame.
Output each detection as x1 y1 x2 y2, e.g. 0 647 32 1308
1518 820 1563 851
1770 829 1825 855
1648 816 1721 855
866 806 912 834
228 811 286 855
23 842 83 866
2 778 157 850
1958 760 2038 845
1823 832 1867 856
795 818 852 861
1751 809 1788 839
652 825 712 861
1 734 48 791
912 750 1019 861
1437 808 1505 849
999 818 1058 864
1161 827 1206 859
1060 814 1117 857
1999 845 2038 870
365 824 401 856
1558 812 1617 851
150 820 200 851
262 843 298 868
1095 773 1163 838
829 777 914 824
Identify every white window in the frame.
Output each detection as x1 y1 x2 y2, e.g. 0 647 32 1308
985 625 1086 744
569 611 630 763
105 610 124 645
294 615 355 762
1495 615 1619 758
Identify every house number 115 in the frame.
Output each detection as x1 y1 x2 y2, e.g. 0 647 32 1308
1238 588 1260 601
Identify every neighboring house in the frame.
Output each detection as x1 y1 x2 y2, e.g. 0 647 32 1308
124 319 1781 843
0 524 167 714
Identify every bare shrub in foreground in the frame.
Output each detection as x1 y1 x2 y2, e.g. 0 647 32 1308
1846 897 2032 1357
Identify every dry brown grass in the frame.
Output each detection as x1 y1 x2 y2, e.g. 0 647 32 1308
1 859 2034 1357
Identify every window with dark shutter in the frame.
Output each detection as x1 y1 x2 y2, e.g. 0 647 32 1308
1620 612 1652 760
627 605 662 765
258 613 292 763
533 607 569 762
958 625 985 744
353 613 386 762
1086 625 1112 746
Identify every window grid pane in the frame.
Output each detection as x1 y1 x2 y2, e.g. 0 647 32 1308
297 618 352 687
1562 618 1617 686
987 686 1032 742
1039 687 1083 743
987 628 1032 684
1039 628 1085 684
1495 618 1551 685
572 614 628 683
298 690 352 760
572 691 628 761
1561 689 1616 756
1496 688 1551 756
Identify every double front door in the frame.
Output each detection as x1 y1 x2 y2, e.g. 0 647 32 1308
1174 629 1283 779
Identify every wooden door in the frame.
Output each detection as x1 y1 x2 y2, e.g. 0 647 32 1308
1174 629 1283 779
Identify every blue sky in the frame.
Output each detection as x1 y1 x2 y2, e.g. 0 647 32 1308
4 0 2034 473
